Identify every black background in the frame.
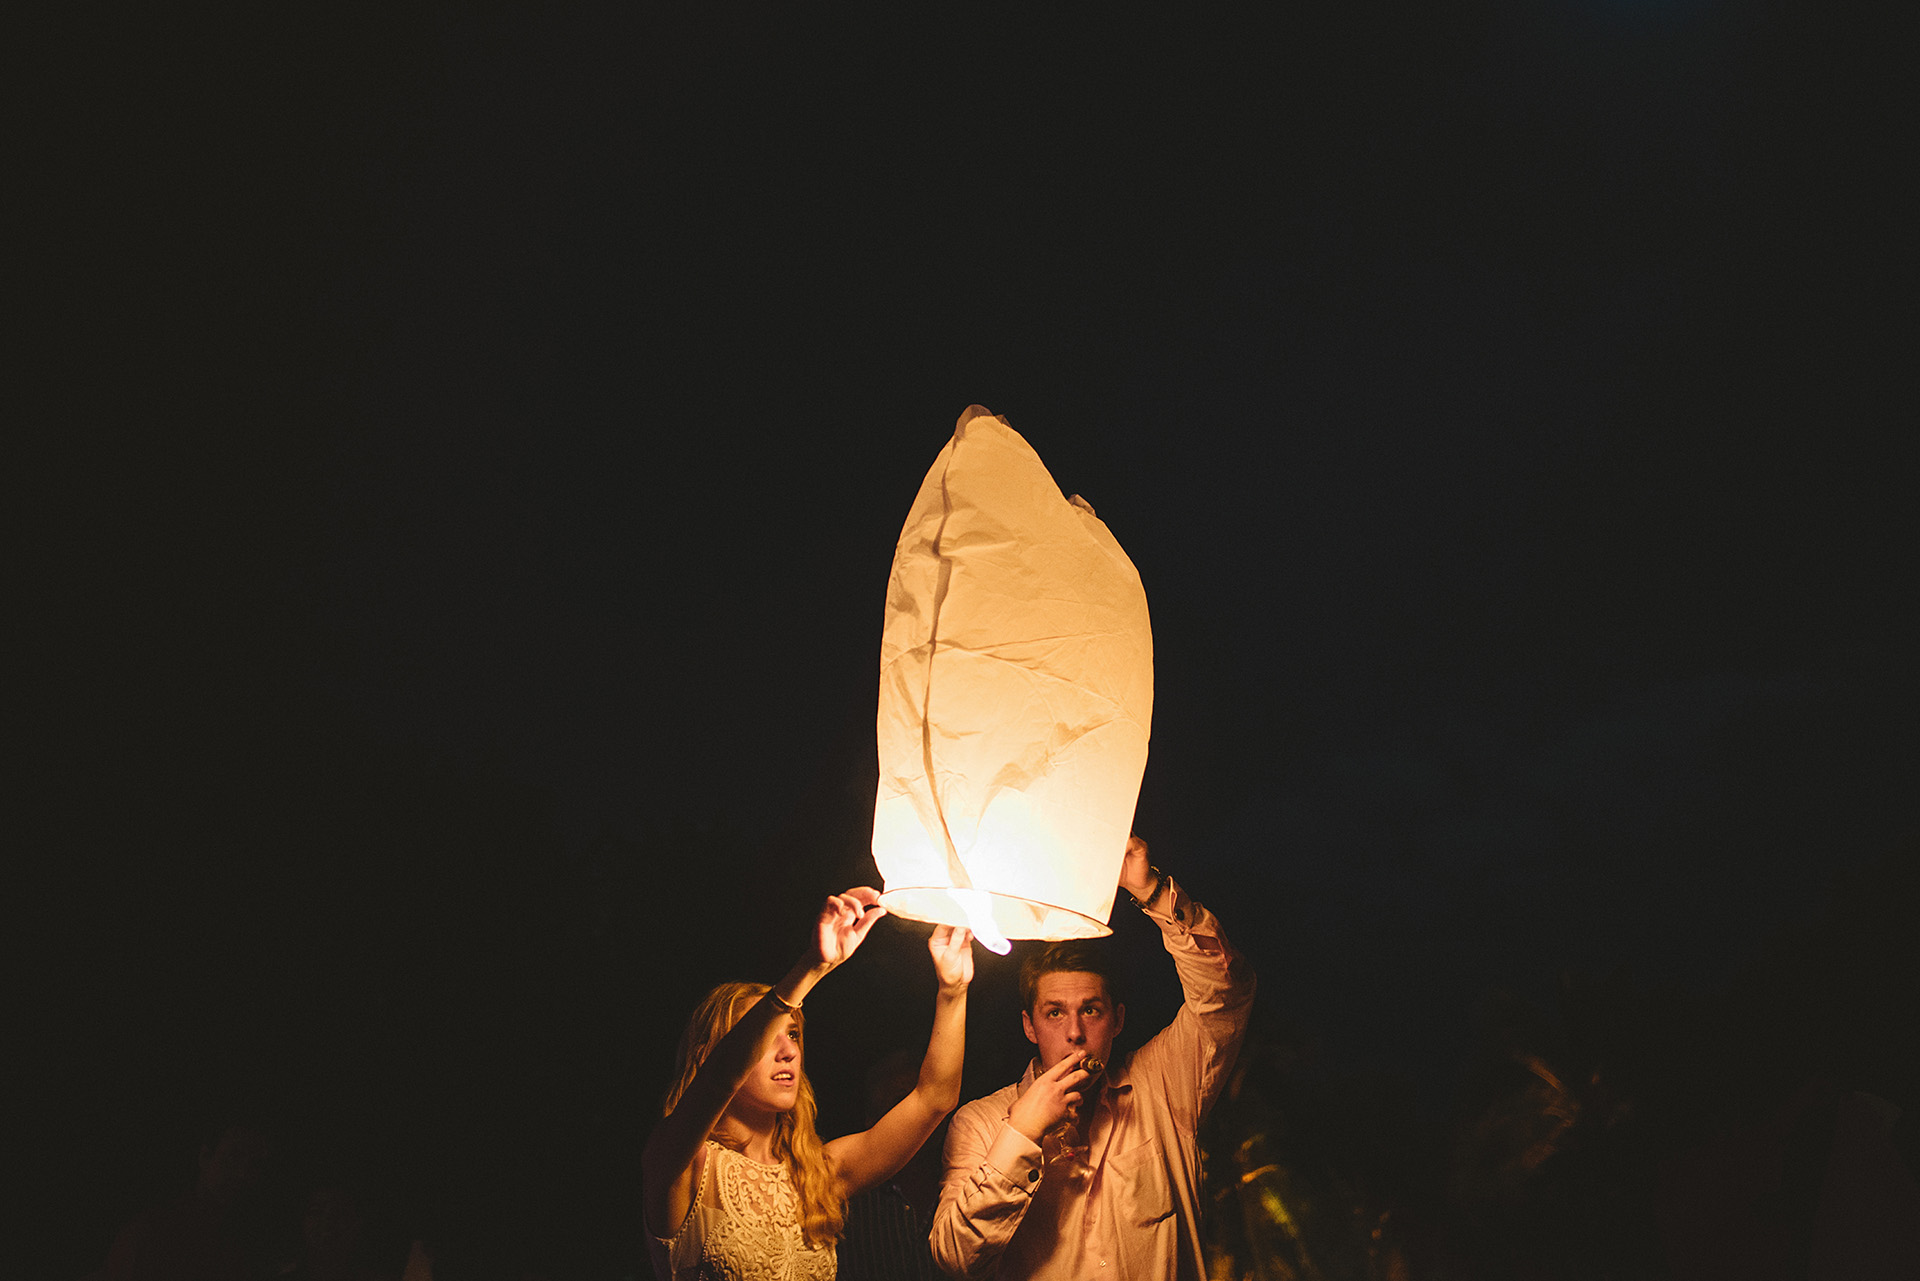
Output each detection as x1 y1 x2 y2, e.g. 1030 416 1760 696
16 2 1914 1276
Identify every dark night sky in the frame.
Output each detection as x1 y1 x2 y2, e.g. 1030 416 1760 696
17 2 1915 1274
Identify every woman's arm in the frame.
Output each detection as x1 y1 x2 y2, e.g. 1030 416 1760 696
641 888 886 1238
826 925 973 1197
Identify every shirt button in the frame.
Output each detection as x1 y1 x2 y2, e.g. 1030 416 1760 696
1027 1169 1038 1183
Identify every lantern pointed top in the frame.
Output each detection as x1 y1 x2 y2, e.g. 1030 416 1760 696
955 404 1006 436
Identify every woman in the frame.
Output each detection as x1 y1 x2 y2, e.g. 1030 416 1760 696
642 887 972 1281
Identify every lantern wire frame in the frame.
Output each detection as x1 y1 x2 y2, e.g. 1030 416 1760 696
876 885 1114 955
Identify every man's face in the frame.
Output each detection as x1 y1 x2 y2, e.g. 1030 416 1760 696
1022 970 1125 1074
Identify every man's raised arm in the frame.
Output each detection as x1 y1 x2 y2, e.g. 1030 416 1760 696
1123 839 1257 1121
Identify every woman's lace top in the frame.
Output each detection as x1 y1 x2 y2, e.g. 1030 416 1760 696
650 1141 837 1281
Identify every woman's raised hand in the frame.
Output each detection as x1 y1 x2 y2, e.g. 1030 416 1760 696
928 925 975 991
810 887 887 971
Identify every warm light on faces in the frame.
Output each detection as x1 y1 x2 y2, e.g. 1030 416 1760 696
1021 970 1124 1073
731 1016 804 1115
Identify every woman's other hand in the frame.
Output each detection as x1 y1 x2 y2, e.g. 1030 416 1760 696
928 925 975 992
810 887 886 971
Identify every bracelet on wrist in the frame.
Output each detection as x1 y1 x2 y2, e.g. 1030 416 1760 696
767 989 802 1013
1131 866 1169 911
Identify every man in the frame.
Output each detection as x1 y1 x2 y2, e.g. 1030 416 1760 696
931 837 1256 1280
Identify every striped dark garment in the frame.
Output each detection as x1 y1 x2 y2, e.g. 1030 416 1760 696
838 1182 941 1281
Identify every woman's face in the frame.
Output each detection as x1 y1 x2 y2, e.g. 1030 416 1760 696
730 1014 803 1116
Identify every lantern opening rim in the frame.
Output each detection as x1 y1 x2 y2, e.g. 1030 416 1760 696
877 886 1115 941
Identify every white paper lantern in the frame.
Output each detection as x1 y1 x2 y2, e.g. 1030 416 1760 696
872 406 1153 953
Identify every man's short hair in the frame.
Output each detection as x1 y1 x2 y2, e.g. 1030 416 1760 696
1017 939 1122 1012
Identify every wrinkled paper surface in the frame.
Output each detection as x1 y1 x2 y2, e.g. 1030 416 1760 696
872 407 1153 946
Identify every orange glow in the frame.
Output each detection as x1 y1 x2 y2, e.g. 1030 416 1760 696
872 406 1154 945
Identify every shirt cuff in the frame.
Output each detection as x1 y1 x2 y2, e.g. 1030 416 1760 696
987 1124 1044 1192
1142 878 1227 954
1139 875 1195 930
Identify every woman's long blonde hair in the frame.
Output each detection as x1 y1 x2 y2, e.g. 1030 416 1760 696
663 981 845 1248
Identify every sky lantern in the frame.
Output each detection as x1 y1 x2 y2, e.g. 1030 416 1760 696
872 406 1154 953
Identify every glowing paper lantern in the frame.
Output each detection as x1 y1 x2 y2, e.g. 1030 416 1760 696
872 406 1153 953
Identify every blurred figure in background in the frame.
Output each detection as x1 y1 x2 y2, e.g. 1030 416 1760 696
104 1111 274 1281
838 1048 945 1281
280 1179 405 1281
